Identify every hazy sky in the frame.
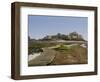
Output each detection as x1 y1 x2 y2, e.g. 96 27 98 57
28 15 88 40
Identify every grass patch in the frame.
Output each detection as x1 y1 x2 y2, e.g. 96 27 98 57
53 44 69 51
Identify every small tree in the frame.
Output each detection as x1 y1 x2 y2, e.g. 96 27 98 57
28 36 31 41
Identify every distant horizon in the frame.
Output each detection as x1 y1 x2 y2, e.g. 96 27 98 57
29 32 85 40
28 15 88 40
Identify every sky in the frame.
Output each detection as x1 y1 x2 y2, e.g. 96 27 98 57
28 15 88 40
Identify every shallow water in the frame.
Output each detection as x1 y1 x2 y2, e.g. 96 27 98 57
28 53 41 61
